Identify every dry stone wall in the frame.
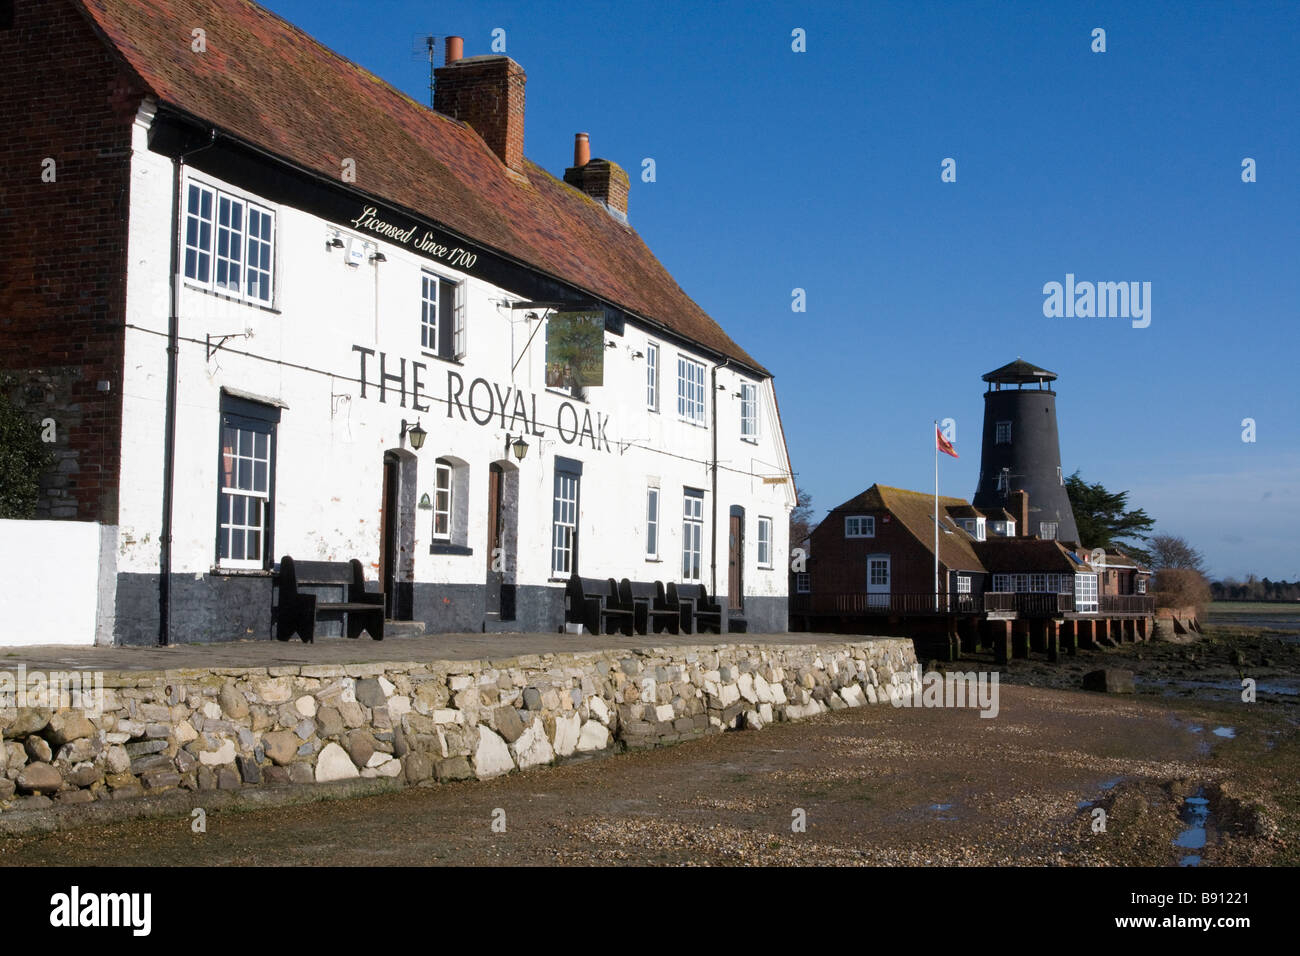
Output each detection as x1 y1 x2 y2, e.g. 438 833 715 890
0 639 919 813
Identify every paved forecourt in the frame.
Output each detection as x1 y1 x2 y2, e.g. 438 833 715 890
3 631 892 673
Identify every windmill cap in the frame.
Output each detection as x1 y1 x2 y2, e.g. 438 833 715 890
982 358 1057 384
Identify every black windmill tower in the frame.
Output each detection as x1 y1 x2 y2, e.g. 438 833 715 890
971 359 1081 545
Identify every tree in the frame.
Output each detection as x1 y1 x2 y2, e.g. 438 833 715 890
1148 534 1206 574
1064 471 1154 559
1154 567 1211 616
0 381 53 519
789 488 814 550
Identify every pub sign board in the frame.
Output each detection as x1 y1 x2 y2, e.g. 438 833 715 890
545 311 606 389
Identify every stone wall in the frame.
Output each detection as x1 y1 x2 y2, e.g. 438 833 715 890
0 639 918 813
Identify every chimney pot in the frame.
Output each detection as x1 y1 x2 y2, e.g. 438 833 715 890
574 132 590 167
445 36 463 64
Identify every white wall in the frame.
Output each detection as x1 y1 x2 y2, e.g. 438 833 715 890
0 520 101 646
117 103 794 615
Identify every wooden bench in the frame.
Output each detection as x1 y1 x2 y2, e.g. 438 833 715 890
275 556 384 642
668 582 724 634
619 579 681 636
566 574 634 636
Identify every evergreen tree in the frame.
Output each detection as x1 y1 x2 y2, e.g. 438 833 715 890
1065 471 1154 560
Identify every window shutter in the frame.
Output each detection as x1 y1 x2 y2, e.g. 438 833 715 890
438 278 456 360
451 279 467 359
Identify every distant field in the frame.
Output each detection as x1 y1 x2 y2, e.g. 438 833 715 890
1207 601 1300 640
1210 601 1300 615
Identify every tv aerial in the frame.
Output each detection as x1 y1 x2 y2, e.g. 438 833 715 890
411 33 439 106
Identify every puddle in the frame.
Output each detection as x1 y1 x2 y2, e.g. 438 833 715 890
928 803 958 822
1172 720 1234 753
1077 776 1125 811
1174 789 1212 867
1143 677 1300 699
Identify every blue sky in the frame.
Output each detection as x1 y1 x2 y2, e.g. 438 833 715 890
262 0 1299 580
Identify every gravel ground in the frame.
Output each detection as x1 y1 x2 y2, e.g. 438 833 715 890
3 671 1293 867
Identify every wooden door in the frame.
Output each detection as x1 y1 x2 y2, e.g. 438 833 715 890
866 555 890 608
728 513 743 611
380 454 399 618
485 464 502 615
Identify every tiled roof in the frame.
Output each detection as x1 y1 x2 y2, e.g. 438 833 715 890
74 0 766 373
975 538 1088 573
1101 548 1151 572
829 484 986 573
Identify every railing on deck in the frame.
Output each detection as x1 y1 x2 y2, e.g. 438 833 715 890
1100 594 1156 614
983 592 1074 615
795 592 981 615
790 590 1155 618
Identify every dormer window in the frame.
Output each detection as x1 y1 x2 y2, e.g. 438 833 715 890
845 515 875 538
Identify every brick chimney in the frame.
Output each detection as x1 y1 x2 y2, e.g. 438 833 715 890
1010 489 1030 537
564 133 630 221
433 37 526 172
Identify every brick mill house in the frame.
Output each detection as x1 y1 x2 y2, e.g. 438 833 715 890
0 0 795 645
790 361 1154 659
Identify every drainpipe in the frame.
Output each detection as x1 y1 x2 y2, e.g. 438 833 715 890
160 128 218 646
709 357 732 600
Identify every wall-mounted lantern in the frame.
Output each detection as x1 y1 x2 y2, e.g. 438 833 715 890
505 433 529 461
401 418 427 451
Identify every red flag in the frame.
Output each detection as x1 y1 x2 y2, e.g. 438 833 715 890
936 427 958 458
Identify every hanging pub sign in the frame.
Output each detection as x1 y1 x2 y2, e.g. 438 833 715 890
545 311 605 389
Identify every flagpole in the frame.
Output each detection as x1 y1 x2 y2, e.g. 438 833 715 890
934 420 940 613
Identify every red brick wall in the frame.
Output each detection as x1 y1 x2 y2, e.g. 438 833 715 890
810 510 945 600
0 0 143 522
433 56 526 172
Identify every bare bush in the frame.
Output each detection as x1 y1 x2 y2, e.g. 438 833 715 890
1154 567 1211 617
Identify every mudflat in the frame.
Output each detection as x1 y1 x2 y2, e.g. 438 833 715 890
3 673 1291 866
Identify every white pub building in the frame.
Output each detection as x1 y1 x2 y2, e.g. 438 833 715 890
0 0 794 645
